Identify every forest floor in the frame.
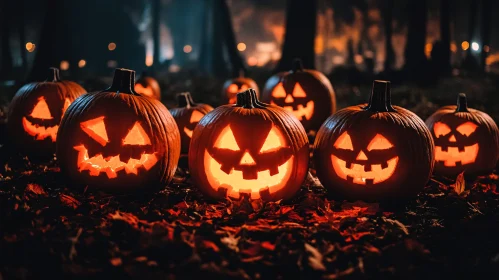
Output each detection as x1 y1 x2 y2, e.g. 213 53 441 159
1 76 499 279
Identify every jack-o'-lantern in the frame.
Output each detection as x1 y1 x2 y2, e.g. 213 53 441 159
313 80 434 201
7 67 86 158
134 72 161 100
222 71 259 104
261 59 336 132
57 68 180 192
425 93 499 177
189 89 309 201
169 92 213 154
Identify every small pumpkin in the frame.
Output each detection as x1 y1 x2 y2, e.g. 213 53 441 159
313 80 434 201
425 93 499 177
7 67 86 158
189 89 309 201
222 70 259 104
134 72 161 100
261 59 336 133
57 68 180 192
169 92 214 154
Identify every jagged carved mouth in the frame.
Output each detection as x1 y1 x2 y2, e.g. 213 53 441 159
74 145 158 179
435 143 478 167
331 155 399 185
22 117 58 142
271 101 314 121
204 151 293 199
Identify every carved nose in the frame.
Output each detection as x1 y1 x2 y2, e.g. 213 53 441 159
449 135 457 142
356 151 368 160
285 95 294 103
240 151 256 165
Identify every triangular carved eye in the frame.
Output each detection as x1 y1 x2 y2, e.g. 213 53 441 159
456 122 478 136
334 132 354 150
123 122 151 145
433 122 451 137
271 83 286 98
292 83 307 97
190 110 204 124
81 116 109 146
259 127 283 153
214 126 239 151
227 84 239 94
367 134 393 151
31 96 53 119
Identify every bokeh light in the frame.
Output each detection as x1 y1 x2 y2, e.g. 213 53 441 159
237 43 247 52
461 41 469 51
108 42 117 51
78 59 86 68
60 60 70 71
183 45 192 53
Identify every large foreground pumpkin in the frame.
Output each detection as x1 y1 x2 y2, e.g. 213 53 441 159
425 93 499 177
189 89 309 201
8 68 86 158
57 68 180 192
314 80 434 201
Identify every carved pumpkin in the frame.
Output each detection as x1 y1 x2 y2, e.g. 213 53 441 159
169 92 214 154
222 71 259 104
57 68 180 192
189 89 309 201
134 72 161 100
261 59 336 132
425 93 499 178
313 80 434 201
7 67 86 158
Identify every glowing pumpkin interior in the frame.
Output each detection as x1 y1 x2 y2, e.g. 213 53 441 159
22 96 71 142
226 84 249 104
183 110 204 138
270 82 314 121
134 83 155 98
433 121 479 167
74 116 158 179
204 124 294 199
331 132 399 185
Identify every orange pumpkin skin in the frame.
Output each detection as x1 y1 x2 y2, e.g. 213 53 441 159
313 80 434 201
57 69 180 192
261 59 336 133
169 92 214 154
222 73 259 104
425 93 499 178
189 89 309 201
134 74 161 100
7 68 86 158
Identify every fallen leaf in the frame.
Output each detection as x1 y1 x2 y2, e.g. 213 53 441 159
110 257 122 266
60 194 81 210
453 172 465 195
304 243 326 271
25 183 47 197
382 217 409 235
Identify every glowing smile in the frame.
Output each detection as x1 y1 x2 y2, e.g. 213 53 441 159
204 151 293 199
331 155 399 185
74 145 158 179
271 101 314 121
22 117 58 142
435 143 478 167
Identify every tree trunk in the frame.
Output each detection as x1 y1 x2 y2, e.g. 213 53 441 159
480 0 491 71
17 0 28 78
218 0 245 77
404 0 427 79
382 0 394 72
152 0 161 71
439 0 451 73
0 0 13 79
276 0 317 71
463 0 478 71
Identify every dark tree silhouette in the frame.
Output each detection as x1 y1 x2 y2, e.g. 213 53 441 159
0 0 13 79
404 0 427 80
276 0 317 71
463 0 479 71
218 0 245 77
439 0 451 74
152 0 161 71
382 0 394 72
480 0 492 71
17 0 28 77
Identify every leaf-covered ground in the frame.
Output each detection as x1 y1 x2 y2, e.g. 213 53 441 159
0 154 498 279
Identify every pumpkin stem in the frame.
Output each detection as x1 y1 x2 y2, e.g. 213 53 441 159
456 93 469 112
291 59 304 72
364 80 395 112
236 89 264 109
47 67 61 82
107 68 139 95
177 92 195 108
